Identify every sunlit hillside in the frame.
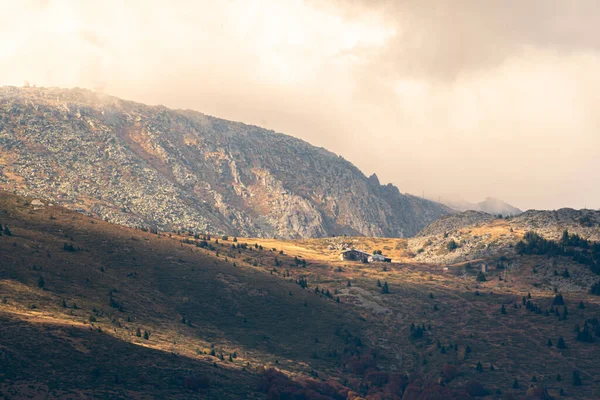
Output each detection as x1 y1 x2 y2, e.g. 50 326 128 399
1 191 600 399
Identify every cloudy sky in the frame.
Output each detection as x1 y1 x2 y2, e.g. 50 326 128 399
2 0 599 210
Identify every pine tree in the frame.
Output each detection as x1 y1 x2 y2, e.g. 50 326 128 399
512 379 519 389
572 370 582 386
381 281 389 294
547 339 553 347
143 330 149 340
552 294 565 306
578 301 585 309
37 276 45 289
476 271 487 282
136 327 142 337
377 279 382 287
476 361 483 372
557 336 567 349
501 304 507 314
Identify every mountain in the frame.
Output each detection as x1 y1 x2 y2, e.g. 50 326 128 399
438 196 522 216
0 86 447 239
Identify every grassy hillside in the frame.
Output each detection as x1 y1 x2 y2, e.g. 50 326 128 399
1 191 600 399
0 191 366 399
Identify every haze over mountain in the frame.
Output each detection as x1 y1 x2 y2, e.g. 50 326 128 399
435 196 522 216
0 86 447 238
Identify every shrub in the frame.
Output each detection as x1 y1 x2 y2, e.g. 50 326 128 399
572 370 582 386
442 363 458 382
447 240 459 252
464 380 485 397
410 326 424 340
552 294 565 306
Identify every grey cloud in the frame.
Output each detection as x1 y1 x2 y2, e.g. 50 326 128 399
336 0 600 79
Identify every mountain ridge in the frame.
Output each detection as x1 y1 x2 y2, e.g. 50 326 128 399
434 196 522 216
0 86 448 239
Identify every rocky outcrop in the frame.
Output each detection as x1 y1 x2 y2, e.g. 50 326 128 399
410 208 600 265
0 86 448 238
416 210 495 237
511 209 600 241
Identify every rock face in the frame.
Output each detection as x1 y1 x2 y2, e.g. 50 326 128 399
0 86 448 238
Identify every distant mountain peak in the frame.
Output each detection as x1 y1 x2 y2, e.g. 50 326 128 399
435 196 522 216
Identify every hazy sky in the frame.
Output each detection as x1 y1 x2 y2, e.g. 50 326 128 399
2 0 599 210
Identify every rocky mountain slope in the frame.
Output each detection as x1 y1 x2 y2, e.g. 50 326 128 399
0 86 447 238
410 208 600 265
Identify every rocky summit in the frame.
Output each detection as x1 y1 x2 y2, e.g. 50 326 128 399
0 86 447 238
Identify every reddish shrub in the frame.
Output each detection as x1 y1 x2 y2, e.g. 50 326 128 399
407 372 422 384
402 383 421 400
464 380 485 397
347 391 366 400
441 364 459 382
346 353 378 375
419 384 453 400
384 373 408 396
257 368 301 394
305 388 336 400
364 370 389 387
305 379 347 400
526 386 552 399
